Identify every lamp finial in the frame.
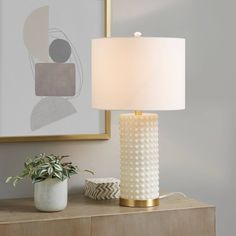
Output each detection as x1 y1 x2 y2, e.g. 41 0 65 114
134 32 142 37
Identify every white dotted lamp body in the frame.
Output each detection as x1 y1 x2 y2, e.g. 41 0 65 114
120 113 159 207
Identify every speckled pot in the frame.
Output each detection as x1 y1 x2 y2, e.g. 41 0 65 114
34 178 68 212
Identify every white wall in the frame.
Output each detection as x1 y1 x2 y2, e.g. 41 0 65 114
0 0 235 235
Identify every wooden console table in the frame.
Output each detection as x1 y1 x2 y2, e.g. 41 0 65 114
0 194 215 236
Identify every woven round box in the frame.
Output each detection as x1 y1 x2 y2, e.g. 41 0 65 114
84 178 120 200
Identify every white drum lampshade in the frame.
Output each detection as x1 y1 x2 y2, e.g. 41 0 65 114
92 35 185 207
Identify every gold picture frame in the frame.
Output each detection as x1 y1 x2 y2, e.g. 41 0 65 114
0 0 111 143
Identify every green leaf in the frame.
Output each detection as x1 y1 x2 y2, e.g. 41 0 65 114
13 178 19 187
40 164 50 169
53 171 63 181
38 169 47 177
5 176 13 183
24 159 33 167
68 170 77 175
54 164 63 171
46 155 56 161
60 155 69 160
32 178 45 184
63 169 69 178
19 169 29 178
47 166 53 175
83 169 95 175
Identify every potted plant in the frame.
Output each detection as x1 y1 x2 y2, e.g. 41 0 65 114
6 153 93 212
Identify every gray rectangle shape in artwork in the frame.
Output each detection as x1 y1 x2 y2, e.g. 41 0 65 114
35 63 76 96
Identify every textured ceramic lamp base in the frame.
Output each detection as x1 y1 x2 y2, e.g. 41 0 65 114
120 113 159 207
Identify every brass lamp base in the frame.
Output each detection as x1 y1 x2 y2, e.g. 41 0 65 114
120 198 159 208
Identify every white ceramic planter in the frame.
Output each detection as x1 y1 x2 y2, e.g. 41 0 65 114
34 178 68 212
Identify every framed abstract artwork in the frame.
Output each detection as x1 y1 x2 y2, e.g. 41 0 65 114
0 0 111 142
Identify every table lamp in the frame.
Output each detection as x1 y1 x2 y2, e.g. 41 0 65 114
92 33 185 207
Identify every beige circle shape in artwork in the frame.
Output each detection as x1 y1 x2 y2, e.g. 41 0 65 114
23 6 49 62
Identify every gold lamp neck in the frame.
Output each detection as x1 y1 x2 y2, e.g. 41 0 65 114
134 111 143 116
